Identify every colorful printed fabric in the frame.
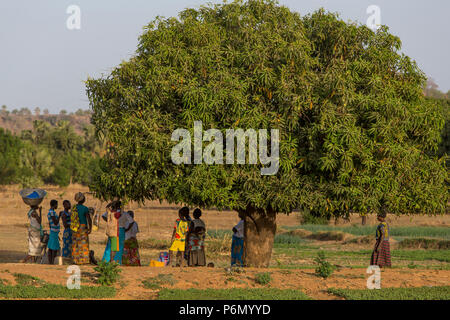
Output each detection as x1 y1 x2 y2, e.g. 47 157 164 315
122 237 141 266
70 205 80 232
173 219 189 241
187 233 206 266
188 234 205 251
376 222 390 241
62 228 72 258
231 235 244 267
48 230 60 251
169 239 185 252
47 209 60 233
62 210 71 227
371 240 392 267
102 227 125 264
72 224 90 265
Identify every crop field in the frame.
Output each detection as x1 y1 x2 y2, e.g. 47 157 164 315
0 185 449 300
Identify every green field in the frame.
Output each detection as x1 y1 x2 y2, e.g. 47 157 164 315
284 225 450 240
0 283 116 299
0 273 116 299
328 286 450 300
201 225 450 270
158 288 311 300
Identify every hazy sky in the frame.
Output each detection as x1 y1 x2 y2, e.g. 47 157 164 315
1 0 449 113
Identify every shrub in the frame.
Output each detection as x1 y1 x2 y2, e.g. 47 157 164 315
255 272 271 285
94 261 121 286
298 210 329 225
314 251 335 278
399 238 450 250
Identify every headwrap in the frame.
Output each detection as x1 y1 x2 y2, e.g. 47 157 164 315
74 192 85 203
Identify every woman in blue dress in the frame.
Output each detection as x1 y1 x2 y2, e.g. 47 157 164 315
60 200 72 259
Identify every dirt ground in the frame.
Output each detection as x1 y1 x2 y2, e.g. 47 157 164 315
0 263 448 300
0 184 449 299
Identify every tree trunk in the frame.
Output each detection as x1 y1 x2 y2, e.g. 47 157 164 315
240 206 276 268
361 215 367 225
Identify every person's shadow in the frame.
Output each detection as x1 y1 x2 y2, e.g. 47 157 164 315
0 250 27 263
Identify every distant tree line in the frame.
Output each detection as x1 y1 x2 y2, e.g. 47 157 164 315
0 120 103 187
0 105 91 117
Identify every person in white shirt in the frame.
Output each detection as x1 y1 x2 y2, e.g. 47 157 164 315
231 212 245 267
122 211 141 266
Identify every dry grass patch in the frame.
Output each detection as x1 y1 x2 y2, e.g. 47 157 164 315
398 238 450 250
308 231 354 242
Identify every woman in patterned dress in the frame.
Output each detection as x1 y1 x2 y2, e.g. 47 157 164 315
71 192 92 265
370 210 391 268
186 208 206 267
122 211 141 266
61 200 72 259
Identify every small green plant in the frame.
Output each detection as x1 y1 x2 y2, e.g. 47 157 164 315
13 273 46 287
142 274 177 290
314 251 335 278
255 272 271 285
94 261 121 286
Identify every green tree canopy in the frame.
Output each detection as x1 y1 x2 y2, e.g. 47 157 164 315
86 0 448 266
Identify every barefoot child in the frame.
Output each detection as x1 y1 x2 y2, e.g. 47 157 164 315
169 207 189 267
370 209 391 268
47 200 61 265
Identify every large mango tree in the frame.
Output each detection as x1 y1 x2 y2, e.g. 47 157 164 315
86 0 448 267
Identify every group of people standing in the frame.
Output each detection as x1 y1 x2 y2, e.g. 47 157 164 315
23 191 390 268
102 199 141 266
23 192 141 266
168 207 207 267
168 206 246 268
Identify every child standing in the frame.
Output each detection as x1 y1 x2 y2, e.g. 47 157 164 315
370 210 391 268
47 200 61 265
169 207 189 267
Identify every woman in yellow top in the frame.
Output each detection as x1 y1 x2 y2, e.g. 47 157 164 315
169 207 189 267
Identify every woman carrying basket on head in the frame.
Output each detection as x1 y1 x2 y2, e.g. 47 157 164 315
22 205 43 263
